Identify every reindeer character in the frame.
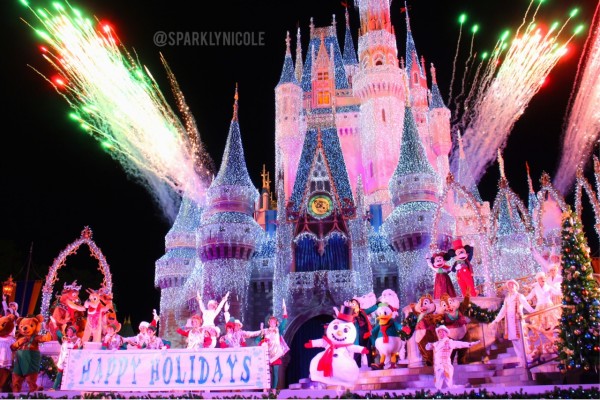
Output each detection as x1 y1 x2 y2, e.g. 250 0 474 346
80 288 109 343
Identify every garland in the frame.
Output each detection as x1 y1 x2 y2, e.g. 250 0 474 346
463 300 500 323
39 355 59 382
397 312 419 340
7 386 599 399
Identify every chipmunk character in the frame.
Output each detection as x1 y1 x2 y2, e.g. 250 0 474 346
414 294 443 366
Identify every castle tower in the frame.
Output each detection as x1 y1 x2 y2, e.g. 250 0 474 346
353 0 406 216
254 164 277 236
342 7 359 87
428 63 452 185
299 17 361 195
185 87 263 320
382 102 450 304
276 32 304 202
155 195 202 347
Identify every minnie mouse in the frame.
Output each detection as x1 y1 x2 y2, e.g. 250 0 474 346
426 251 456 299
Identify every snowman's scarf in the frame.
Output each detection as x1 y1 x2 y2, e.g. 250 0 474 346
317 335 352 377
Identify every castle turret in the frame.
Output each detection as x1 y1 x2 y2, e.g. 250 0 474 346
185 87 263 320
353 0 406 215
154 195 202 347
276 32 304 201
428 63 452 184
383 102 450 304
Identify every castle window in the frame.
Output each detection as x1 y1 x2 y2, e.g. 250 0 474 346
317 71 329 80
317 91 331 105
370 162 374 177
413 71 419 84
418 215 424 222
262 259 269 266
382 109 386 122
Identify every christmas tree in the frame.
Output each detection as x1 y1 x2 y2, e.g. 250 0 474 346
557 209 600 375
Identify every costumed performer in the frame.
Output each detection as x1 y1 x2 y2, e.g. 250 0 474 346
52 325 82 390
490 279 534 367
427 252 456 299
260 299 289 392
526 271 561 330
197 290 230 348
177 314 212 350
425 325 479 390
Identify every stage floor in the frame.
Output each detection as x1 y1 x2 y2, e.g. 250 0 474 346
1 383 598 398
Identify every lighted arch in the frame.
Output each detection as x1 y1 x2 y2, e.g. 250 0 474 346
40 226 113 318
574 163 600 239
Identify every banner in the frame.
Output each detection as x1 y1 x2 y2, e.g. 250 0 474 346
61 345 270 391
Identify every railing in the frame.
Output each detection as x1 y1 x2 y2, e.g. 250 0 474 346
522 304 569 369
478 274 537 298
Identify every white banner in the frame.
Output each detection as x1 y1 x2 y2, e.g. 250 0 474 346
61 345 270 391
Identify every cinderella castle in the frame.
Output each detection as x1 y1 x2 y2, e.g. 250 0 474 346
154 0 565 385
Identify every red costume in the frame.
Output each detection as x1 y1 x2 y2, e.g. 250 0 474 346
448 239 478 297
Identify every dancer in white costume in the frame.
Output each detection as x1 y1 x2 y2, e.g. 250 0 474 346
526 272 561 330
426 325 479 390
197 291 229 348
491 280 534 367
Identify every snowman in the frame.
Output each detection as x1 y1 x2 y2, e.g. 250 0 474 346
305 305 368 389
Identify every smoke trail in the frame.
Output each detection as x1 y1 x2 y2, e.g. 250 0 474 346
554 2 600 194
448 14 466 106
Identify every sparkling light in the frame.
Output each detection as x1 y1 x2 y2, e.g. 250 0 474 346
554 2 600 193
21 1 207 220
457 0 582 183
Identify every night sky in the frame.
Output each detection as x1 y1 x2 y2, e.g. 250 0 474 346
0 0 597 328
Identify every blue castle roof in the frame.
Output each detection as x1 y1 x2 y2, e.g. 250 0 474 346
301 30 349 92
392 106 436 179
430 83 446 109
342 20 358 65
210 96 255 190
277 38 299 86
289 127 354 213
167 196 202 235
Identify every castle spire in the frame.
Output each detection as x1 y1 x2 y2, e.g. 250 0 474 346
232 82 239 121
405 1 423 77
210 85 255 189
526 161 534 193
278 31 298 86
393 104 436 179
526 161 539 218
429 63 446 109
295 25 303 82
343 6 358 66
497 149 506 180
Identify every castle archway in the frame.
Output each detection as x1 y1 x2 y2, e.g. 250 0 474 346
284 313 334 387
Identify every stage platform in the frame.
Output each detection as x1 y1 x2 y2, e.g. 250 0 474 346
0 384 598 398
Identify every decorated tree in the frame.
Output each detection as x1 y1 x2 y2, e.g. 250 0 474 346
557 209 600 375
